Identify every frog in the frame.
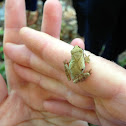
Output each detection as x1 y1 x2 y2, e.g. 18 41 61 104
64 45 91 83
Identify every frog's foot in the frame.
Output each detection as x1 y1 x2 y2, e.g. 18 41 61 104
64 61 71 81
64 60 69 65
86 69 92 75
84 54 90 63
73 72 90 83
82 72 90 80
89 69 92 74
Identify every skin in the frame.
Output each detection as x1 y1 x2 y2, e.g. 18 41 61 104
0 0 88 126
64 45 90 83
4 27 126 126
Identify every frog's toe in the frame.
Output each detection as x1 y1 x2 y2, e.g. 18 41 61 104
64 60 68 64
73 79 78 83
88 69 92 74
84 54 90 63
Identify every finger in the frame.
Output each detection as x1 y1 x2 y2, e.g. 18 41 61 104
41 0 62 38
0 75 8 104
95 113 118 126
41 112 89 126
6 27 126 98
43 100 100 125
95 97 126 124
19 27 73 71
13 64 95 110
4 0 26 30
4 43 90 96
70 38 85 49
4 43 63 80
4 0 26 90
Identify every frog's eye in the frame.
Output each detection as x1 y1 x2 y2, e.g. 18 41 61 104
81 69 84 71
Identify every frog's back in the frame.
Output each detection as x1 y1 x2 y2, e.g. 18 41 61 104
69 60 82 80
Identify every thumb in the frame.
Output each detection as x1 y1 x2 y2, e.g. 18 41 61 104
70 38 84 49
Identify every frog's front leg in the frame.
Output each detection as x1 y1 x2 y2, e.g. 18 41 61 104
73 72 90 83
64 60 71 81
84 54 90 63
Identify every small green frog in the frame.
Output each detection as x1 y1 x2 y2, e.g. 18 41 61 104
64 45 91 83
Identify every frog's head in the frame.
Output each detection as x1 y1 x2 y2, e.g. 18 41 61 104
71 45 83 55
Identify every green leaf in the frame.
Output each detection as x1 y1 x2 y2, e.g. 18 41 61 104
0 62 5 72
0 62 6 81
0 46 3 52
0 29 4 36
1 53 4 60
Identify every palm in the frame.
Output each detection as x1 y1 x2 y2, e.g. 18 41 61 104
1 89 86 126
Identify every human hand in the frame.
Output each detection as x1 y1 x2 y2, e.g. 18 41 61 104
2 0 88 125
4 27 126 126
4 0 62 90
0 75 88 126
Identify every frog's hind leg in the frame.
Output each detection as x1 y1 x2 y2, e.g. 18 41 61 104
64 60 71 81
84 54 90 63
73 72 90 83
